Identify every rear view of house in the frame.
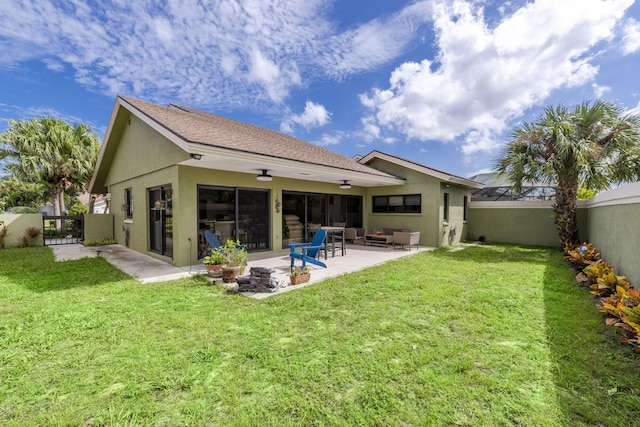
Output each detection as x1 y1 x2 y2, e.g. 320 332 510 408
89 96 482 267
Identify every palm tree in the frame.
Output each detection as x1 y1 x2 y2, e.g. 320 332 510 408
495 100 640 247
0 117 100 218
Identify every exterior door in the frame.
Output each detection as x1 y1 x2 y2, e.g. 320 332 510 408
149 186 173 257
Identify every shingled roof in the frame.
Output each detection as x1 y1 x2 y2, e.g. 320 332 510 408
120 96 394 178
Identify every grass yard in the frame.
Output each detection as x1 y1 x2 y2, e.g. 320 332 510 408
1 245 639 426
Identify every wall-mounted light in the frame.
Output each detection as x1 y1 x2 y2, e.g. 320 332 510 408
257 169 272 182
339 180 351 189
190 153 202 160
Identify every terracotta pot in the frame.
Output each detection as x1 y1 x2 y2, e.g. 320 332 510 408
206 264 223 278
290 272 310 285
222 266 242 283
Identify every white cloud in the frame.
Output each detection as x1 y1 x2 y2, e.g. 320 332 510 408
622 18 640 54
0 0 432 111
0 103 106 138
360 0 633 155
627 100 640 116
314 133 342 146
280 100 331 133
592 83 611 98
319 1 434 79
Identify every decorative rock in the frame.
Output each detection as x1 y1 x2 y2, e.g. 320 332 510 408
235 267 282 293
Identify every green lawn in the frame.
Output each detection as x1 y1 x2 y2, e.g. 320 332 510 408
1 245 639 426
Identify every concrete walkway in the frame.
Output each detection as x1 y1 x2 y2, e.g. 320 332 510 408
51 243 434 297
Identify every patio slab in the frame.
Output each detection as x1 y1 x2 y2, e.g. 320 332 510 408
227 243 435 299
51 243 434 296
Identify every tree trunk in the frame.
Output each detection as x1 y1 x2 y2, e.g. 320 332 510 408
552 179 580 248
51 186 66 233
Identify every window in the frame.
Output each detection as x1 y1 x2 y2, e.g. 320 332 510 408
463 195 468 221
443 192 449 223
124 188 133 219
372 194 421 213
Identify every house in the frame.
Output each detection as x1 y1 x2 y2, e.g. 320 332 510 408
89 96 482 267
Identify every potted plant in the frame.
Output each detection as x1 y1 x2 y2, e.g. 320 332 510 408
290 265 311 285
203 248 224 278
221 239 248 283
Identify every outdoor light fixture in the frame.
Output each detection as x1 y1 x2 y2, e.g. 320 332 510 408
189 153 202 160
339 180 351 189
257 169 273 182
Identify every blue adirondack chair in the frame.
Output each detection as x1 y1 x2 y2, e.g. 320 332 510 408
290 229 327 269
204 230 223 250
204 230 246 251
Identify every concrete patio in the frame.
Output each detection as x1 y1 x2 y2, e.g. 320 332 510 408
52 243 434 299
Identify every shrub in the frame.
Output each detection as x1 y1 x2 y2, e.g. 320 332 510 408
599 287 640 353
567 243 639 353
68 203 89 215
0 224 8 249
564 242 600 270
18 227 42 247
83 237 118 246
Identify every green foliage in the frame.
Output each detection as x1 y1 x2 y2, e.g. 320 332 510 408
83 237 118 246
290 265 310 276
68 202 89 215
0 177 48 211
0 117 100 216
495 100 640 246
0 224 8 249
202 248 224 265
220 239 247 267
7 206 39 213
577 187 597 200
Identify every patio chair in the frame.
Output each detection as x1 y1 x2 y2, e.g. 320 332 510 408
204 229 246 251
344 227 365 244
290 229 327 269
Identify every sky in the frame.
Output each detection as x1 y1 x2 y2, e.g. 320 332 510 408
1 0 640 179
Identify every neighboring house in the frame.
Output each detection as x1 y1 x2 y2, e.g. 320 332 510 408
469 172 556 201
89 96 482 267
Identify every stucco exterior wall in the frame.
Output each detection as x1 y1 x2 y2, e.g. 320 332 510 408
101 116 186 263
363 158 470 247
83 214 114 242
587 182 640 286
468 201 589 248
0 214 43 247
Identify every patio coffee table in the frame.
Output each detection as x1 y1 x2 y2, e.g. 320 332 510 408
365 234 393 247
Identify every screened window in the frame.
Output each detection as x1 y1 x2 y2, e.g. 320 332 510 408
463 195 468 221
443 192 449 222
124 188 133 219
372 194 421 213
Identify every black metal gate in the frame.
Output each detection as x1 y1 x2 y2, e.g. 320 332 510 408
42 215 84 245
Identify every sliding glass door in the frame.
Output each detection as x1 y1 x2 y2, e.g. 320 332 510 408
282 191 362 248
198 185 270 257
